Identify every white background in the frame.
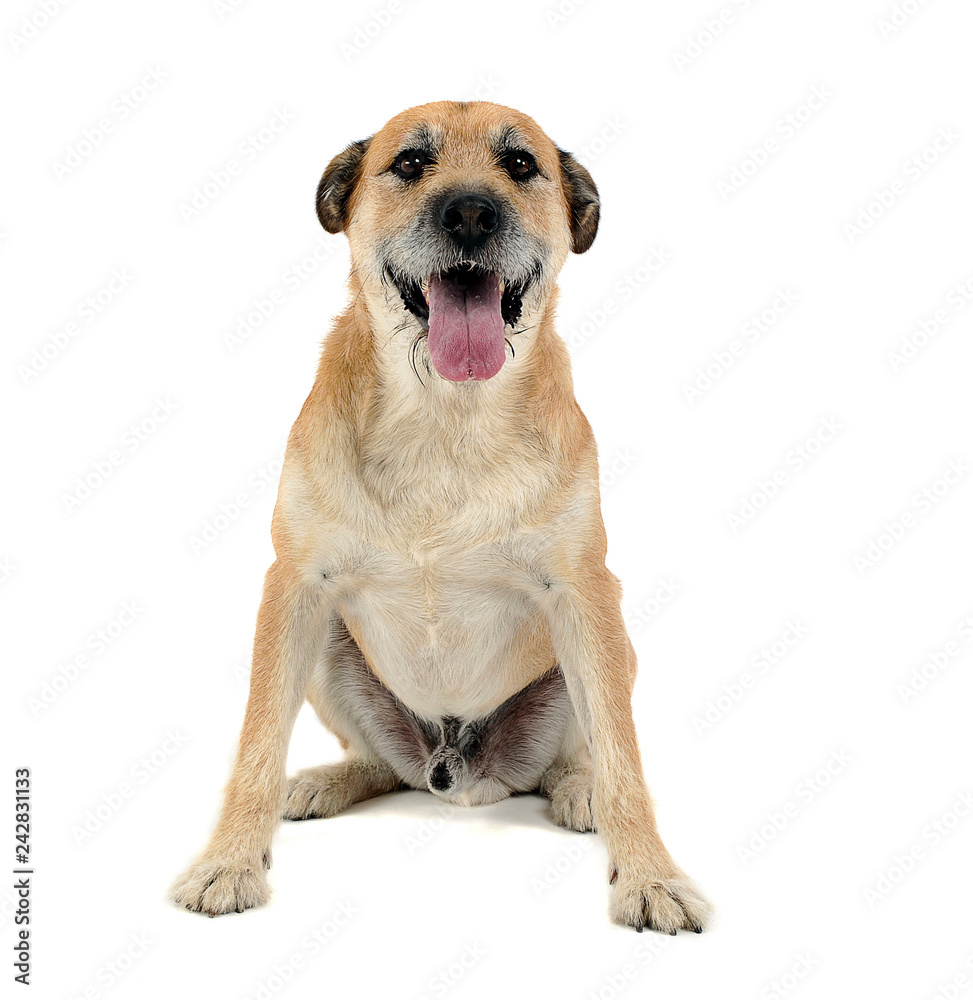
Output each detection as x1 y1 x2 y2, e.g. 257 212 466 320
4 0 973 998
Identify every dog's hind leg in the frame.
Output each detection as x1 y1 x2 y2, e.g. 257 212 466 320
457 666 577 806
289 617 436 807
539 722 595 833
283 756 401 820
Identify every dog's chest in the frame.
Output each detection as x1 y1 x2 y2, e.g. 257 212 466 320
290 383 582 718
334 532 551 719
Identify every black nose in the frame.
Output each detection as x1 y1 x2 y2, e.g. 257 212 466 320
429 761 453 791
438 192 500 252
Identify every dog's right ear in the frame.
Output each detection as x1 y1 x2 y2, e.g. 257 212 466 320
315 137 372 234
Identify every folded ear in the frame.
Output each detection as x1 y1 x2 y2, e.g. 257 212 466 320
315 137 372 233
558 149 600 254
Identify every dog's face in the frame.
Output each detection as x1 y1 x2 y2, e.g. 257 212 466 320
316 101 599 382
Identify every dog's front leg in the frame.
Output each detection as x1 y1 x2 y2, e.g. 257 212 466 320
541 567 712 934
171 560 330 915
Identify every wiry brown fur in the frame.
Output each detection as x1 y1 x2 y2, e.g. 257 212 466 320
170 101 712 933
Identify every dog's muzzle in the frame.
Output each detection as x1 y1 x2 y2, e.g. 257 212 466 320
382 187 544 382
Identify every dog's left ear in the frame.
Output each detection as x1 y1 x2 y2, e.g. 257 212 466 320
316 137 372 233
558 149 600 254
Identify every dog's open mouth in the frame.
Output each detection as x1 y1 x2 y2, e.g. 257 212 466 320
389 263 533 382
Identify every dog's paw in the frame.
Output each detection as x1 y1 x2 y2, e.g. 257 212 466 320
283 765 348 820
543 764 596 833
549 780 596 833
169 858 270 916
609 866 712 934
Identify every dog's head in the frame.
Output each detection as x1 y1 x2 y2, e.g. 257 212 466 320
315 101 598 382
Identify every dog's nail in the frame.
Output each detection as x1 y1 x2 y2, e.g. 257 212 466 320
669 929 677 936
693 925 703 934
634 922 643 933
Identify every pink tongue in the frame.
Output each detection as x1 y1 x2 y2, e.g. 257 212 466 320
426 271 505 381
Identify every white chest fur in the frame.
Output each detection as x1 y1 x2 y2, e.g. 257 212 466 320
332 534 551 719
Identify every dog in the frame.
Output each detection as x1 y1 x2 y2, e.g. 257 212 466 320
170 100 712 934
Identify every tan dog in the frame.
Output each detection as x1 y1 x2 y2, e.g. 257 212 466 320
170 101 712 934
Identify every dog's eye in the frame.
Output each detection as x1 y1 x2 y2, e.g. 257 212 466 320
391 149 430 180
505 152 537 181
